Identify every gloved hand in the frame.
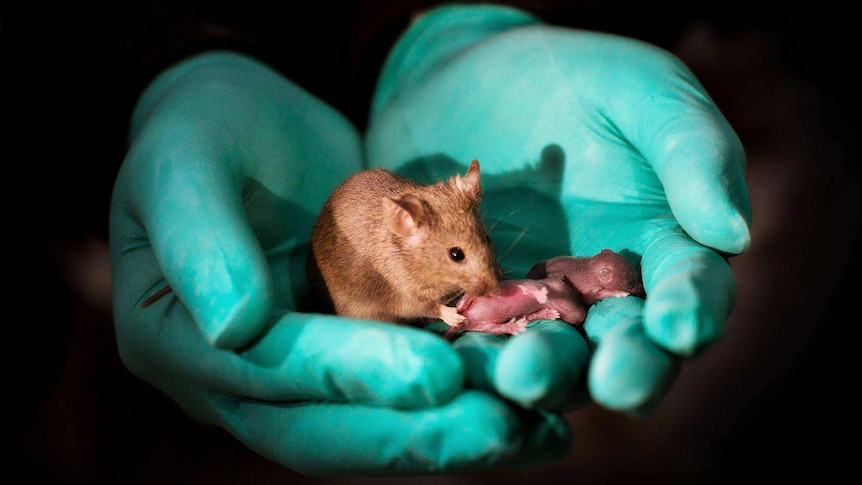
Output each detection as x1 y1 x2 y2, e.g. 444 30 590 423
109 51 571 476
366 4 751 414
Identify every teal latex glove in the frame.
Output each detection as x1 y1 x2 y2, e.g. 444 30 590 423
366 4 752 413
109 51 570 476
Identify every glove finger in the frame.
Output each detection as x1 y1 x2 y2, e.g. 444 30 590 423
117 298 468 409
583 296 681 412
607 54 752 255
448 329 506 392
118 52 364 350
370 4 541 120
241 312 468 408
124 295 476 408
117 132 272 350
218 389 572 476
640 229 737 355
451 320 591 412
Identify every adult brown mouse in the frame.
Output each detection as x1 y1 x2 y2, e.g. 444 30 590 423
308 159 504 327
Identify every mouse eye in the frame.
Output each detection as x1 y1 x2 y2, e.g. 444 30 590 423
448 247 465 262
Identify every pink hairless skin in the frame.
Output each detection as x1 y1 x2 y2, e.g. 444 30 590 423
449 277 587 337
444 249 646 338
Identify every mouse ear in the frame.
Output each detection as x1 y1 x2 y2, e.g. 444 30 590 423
383 195 426 238
452 159 482 200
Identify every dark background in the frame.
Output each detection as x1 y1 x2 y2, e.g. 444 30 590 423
3 1 859 483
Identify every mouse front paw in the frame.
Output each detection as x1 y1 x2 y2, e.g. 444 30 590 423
594 288 631 300
497 316 530 335
439 305 467 326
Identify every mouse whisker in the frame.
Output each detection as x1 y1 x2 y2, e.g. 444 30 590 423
503 228 528 256
501 267 520 278
443 289 465 306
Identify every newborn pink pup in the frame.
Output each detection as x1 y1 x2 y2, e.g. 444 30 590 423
446 249 646 338
451 277 587 337
527 249 646 305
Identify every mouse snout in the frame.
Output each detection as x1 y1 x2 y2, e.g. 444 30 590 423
468 275 501 297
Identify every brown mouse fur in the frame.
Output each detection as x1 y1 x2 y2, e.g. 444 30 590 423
308 159 503 326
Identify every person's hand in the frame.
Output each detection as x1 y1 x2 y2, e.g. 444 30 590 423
366 4 751 414
109 51 571 476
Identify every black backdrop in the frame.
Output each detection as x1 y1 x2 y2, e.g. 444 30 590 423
3 1 859 483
